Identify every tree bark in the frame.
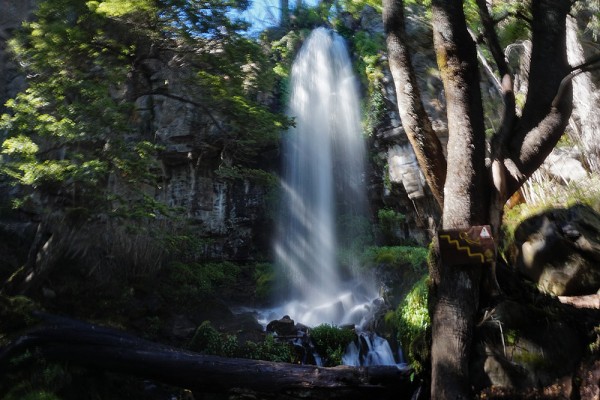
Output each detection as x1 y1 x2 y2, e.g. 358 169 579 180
0 313 417 400
382 0 576 398
382 0 446 210
428 1 488 399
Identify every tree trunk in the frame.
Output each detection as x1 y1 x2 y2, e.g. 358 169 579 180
0 313 417 399
382 0 574 398
429 1 488 399
382 0 446 210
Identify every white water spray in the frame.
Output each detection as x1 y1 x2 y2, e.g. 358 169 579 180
273 28 375 328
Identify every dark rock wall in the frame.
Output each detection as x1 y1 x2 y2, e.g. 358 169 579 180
0 0 36 114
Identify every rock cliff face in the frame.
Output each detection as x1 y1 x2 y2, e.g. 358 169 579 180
128 53 277 260
0 2 439 277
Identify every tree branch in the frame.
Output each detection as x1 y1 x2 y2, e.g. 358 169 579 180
569 52 600 73
503 0 573 197
475 0 510 77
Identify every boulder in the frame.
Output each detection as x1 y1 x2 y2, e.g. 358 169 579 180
266 315 297 336
471 299 585 392
511 204 600 296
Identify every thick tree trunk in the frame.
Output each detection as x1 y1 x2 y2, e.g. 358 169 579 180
429 1 488 399
503 0 572 196
0 313 417 399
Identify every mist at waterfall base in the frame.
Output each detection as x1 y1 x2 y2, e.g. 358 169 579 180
267 28 404 367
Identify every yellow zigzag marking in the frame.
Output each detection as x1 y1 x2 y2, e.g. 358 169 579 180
439 234 485 263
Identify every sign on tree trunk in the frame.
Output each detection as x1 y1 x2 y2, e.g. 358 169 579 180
438 226 495 265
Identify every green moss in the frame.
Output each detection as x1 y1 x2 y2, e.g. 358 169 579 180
160 261 240 305
362 246 428 274
511 349 549 370
387 275 430 374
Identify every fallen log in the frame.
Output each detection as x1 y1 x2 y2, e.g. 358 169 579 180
0 312 417 399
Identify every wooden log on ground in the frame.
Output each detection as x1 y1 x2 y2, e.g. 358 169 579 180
0 312 417 399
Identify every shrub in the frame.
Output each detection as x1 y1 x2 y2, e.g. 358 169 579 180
361 245 428 274
243 334 295 363
309 324 356 367
189 321 295 362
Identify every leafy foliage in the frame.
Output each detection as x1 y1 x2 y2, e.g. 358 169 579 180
377 208 406 244
160 261 240 304
253 262 277 301
338 0 383 16
385 274 430 374
362 245 428 274
0 0 288 220
189 320 295 362
309 323 356 366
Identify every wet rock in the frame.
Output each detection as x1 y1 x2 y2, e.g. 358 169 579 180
266 315 297 336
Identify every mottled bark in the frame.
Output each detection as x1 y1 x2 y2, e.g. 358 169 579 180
382 0 446 211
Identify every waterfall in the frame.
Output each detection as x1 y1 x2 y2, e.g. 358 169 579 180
273 28 375 328
342 333 404 367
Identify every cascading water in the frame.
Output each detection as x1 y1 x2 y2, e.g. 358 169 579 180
273 27 374 328
270 28 403 367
